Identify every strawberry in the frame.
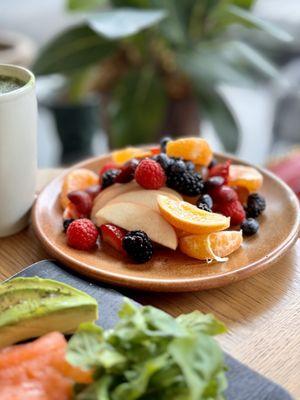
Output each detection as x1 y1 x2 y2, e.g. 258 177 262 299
135 158 166 189
213 199 245 226
67 219 98 250
100 224 127 255
209 160 231 183
68 190 92 217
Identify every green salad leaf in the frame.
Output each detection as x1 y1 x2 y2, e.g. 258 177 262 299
67 299 227 399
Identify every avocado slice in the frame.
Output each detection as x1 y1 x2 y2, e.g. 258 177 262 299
0 277 98 348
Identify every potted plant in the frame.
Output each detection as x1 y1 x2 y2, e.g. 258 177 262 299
33 0 291 154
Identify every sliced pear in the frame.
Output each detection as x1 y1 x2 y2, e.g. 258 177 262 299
95 202 178 250
106 188 182 211
91 181 139 222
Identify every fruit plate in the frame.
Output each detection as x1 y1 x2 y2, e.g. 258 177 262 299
32 152 300 292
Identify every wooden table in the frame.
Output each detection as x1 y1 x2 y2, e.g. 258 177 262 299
1 169 300 397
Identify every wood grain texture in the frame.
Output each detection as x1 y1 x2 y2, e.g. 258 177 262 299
0 169 299 397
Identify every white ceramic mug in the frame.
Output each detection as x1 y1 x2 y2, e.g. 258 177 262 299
0 64 37 237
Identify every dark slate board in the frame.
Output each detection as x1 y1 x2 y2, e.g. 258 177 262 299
9 260 293 400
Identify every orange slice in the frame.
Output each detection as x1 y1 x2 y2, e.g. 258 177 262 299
157 195 230 234
60 168 98 209
112 147 151 165
166 138 213 166
228 165 263 193
179 230 243 261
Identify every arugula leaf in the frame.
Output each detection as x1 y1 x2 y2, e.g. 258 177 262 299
67 300 227 399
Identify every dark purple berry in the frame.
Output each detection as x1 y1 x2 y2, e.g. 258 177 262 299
203 176 225 191
197 194 213 209
63 218 75 232
122 230 153 263
160 136 172 153
241 218 259 236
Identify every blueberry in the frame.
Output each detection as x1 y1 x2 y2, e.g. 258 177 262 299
197 203 212 212
169 159 186 174
197 194 213 209
160 136 172 153
63 218 74 232
208 158 217 169
185 160 195 172
241 218 259 236
154 153 172 171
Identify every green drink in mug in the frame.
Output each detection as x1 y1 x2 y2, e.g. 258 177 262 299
0 64 37 237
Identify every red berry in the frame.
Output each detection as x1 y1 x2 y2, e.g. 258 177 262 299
209 160 231 183
135 158 166 189
209 185 238 203
115 159 139 184
67 219 98 250
85 184 101 200
68 190 92 217
213 200 245 226
100 224 127 255
99 162 118 178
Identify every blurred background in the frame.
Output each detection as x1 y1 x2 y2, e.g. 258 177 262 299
1 0 300 195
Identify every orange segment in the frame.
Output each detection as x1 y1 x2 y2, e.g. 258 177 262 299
112 147 151 165
166 138 213 166
228 165 263 193
157 195 230 234
179 230 243 261
60 168 98 209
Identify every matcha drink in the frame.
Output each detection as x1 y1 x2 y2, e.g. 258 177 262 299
0 75 24 94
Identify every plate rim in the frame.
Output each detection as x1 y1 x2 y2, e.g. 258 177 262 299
32 151 300 292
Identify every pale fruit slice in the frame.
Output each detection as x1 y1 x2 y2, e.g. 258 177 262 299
228 165 263 193
60 168 99 209
112 147 151 165
157 195 230 234
107 188 182 211
179 231 243 261
91 181 139 222
95 202 178 250
166 138 213 166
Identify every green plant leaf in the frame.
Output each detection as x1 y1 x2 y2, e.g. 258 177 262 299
33 24 117 75
88 8 166 39
67 0 108 11
227 5 293 42
198 89 240 153
108 66 167 148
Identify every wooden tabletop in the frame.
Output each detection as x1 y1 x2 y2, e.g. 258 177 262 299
0 169 299 397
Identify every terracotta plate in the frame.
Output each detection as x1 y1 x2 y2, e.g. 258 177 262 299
32 153 300 292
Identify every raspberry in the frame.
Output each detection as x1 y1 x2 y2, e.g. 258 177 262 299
246 193 266 218
209 185 238 203
241 218 259 236
209 160 231 183
213 199 245 226
68 190 92 217
67 219 98 250
115 159 139 184
122 230 153 263
135 158 166 189
101 169 121 189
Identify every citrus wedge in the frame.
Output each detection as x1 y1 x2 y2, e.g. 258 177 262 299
179 230 243 261
166 138 213 166
228 165 263 193
60 168 99 209
112 147 151 165
157 195 230 234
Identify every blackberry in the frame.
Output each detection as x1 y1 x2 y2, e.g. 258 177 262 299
153 153 172 171
167 170 203 196
197 203 212 212
102 169 120 189
241 218 259 236
63 218 75 232
197 194 213 209
246 193 266 218
160 136 172 153
122 230 154 263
